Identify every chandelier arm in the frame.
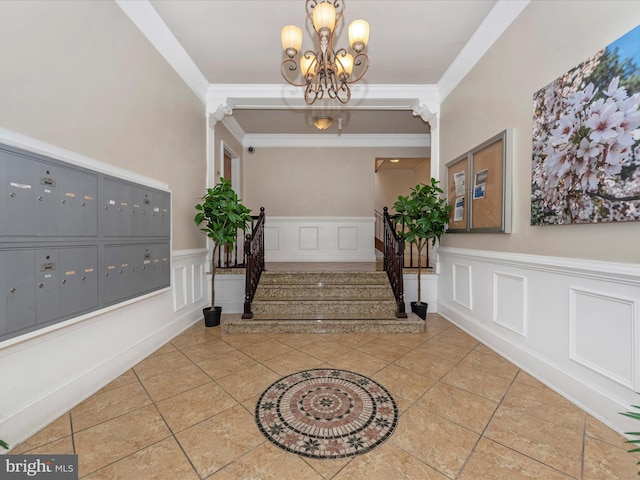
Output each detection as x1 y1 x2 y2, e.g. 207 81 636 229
334 1 345 31
280 59 308 87
305 0 317 24
344 53 369 84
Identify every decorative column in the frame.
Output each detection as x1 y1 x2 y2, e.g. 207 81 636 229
206 95 235 187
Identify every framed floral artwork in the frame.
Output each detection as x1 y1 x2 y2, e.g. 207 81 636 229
531 24 640 225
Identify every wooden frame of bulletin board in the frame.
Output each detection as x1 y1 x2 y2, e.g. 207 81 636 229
446 130 512 233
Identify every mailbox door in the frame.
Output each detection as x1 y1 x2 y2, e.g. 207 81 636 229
132 187 153 237
5 153 37 236
60 247 98 316
58 167 98 237
160 191 171 237
36 248 60 324
35 163 59 237
7 249 36 335
104 245 125 305
103 178 131 237
0 252 7 337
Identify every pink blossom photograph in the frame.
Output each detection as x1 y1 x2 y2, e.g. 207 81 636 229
531 24 640 225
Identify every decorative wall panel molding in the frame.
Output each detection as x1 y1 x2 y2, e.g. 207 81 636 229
172 249 207 312
264 217 375 262
299 227 319 251
453 263 473 310
173 265 188 311
437 246 640 434
192 261 205 304
338 226 358 250
493 272 527 336
569 287 637 389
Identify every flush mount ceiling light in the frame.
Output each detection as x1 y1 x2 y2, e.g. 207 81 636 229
281 0 370 105
313 115 333 130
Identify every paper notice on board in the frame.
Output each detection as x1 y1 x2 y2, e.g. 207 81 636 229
473 169 488 199
454 196 465 221
454 171 465 196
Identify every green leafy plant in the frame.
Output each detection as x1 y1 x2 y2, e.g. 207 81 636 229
393 179 451 306
194 178 252 309
0 439 8 450
621 403 640 475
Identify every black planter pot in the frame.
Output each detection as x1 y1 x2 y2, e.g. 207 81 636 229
203 306 222 327
411 301 428 320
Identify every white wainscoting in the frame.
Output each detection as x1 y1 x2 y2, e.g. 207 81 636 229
0 248 208 452
264 217 376 263
437 246 640 436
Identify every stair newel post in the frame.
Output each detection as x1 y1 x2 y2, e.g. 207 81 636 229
383 207 388 272
243 233 254 319
396 236 406 317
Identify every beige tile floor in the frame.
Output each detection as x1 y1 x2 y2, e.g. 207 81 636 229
11 314 640 479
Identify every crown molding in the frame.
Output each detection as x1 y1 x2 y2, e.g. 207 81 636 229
115 0 209 103
207 83 439 112
118 1 527 109
242 133 430 149
437 0 530 102
220 116 246 145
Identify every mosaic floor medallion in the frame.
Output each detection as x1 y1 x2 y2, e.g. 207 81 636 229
255 368 398 459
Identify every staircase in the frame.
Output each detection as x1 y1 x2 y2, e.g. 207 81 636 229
225 269 424 333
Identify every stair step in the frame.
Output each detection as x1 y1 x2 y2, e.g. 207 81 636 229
224 315 425 334
260 271 389 285
252 299 397 319
254 284 395 301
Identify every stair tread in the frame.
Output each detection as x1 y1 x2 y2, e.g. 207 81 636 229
253 299 397 305
225 315 425 333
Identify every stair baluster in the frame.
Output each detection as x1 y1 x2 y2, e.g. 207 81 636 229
242 207 265 319
383 207 407 318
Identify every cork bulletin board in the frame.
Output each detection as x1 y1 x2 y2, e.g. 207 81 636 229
446 154 469 232
446 130 512 233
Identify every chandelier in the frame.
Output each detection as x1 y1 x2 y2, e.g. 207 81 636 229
280 0 370 105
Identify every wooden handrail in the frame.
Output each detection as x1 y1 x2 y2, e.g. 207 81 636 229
383 207 407 318
242 207 265 319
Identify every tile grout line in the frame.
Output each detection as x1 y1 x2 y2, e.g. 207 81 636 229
130 357 205 480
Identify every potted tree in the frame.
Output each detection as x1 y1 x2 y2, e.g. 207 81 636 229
194 178 252 327
393 178 451 320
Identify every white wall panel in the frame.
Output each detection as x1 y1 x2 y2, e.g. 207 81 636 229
299 227 319 251
453 263 472 310
569 288 637 390
438 246 640 436
173 265 188 311
338 226 358 250
493 272 527 336
192 261 205 304
265 217 376 262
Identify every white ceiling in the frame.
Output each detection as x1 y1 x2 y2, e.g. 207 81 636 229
129 0 522 136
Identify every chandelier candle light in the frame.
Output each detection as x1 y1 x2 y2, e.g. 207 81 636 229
281 0 370 105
